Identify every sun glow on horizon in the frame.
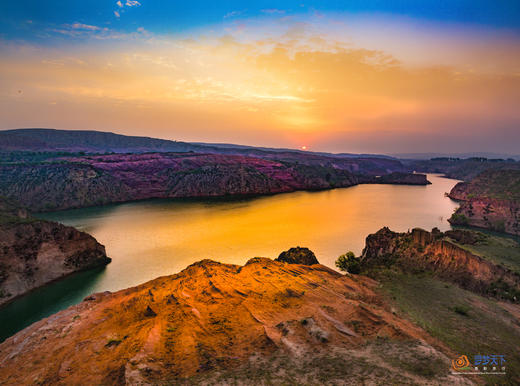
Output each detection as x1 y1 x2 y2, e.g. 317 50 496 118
0 11 519 154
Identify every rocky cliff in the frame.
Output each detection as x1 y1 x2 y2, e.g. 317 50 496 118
276 246 319 265
361 227 520 301
0 153 356 211
0 257 463 385
0 199 110 306
0 152 427 212
448 169 520 235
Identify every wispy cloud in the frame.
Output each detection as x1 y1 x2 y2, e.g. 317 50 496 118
50 22 109 37
70 23 104 31
261 9 285 15
114 0 141 18
224 11 241 19
48 23 151 40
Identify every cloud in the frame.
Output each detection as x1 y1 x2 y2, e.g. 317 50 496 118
50 23 110 37
1 16 520 153
114 0 141 18
224 11 241 19
48 22 152 40
261 9 285 14
70 23 102 31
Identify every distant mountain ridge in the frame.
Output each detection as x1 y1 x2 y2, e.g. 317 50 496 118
0 128 202 154
0 128 394 160
395 152 520 161
191 141 395 159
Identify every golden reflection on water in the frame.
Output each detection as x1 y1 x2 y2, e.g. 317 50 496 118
46 174 460 292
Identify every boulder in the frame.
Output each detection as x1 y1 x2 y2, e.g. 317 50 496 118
276 247 319 265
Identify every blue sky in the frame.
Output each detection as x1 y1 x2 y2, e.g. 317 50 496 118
1 1 519 43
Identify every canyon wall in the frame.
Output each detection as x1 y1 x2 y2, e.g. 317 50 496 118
361 227 520 301
0 152 427 212
448 170 520 235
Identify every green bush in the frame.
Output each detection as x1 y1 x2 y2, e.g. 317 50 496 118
335 251 361 274
450 213 469 225
452 305 470 316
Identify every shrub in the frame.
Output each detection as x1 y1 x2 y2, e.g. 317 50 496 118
452 305 470 316
335 251 361 274
450 213 469 225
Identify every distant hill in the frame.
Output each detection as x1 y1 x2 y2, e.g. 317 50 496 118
1 128 395 160
394 152 520 161
403 157 520 181
192 142 395 159
0 128 203 153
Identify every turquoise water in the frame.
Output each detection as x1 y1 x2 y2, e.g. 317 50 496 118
0 174 460 341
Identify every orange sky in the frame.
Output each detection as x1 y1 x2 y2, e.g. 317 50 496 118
1 14 519 154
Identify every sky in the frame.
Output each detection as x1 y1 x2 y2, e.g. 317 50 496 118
1 1 519 154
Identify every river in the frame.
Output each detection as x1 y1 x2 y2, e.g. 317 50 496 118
0 174 460 341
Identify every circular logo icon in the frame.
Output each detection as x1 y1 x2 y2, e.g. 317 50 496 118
452 355 471 371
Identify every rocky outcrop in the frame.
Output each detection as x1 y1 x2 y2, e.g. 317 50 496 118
276 247 319 265
360 227 520 301
0 199 110 306
448 169 520 236
0 257 459 385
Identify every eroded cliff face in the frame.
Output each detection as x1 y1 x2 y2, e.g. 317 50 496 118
0 258 465 385
0 153 360 211
0 201 110 306
449 195 520 236
0 152 428 212
448 170 520 236
361 227 520 301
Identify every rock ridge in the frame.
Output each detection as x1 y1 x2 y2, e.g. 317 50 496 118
361 227 520 301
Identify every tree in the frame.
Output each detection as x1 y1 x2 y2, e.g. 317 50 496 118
335 251 361 274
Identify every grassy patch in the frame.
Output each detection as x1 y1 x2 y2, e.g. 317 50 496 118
452 305 471 316
375 270 520 385
172 344 446 385
450 230 520 274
